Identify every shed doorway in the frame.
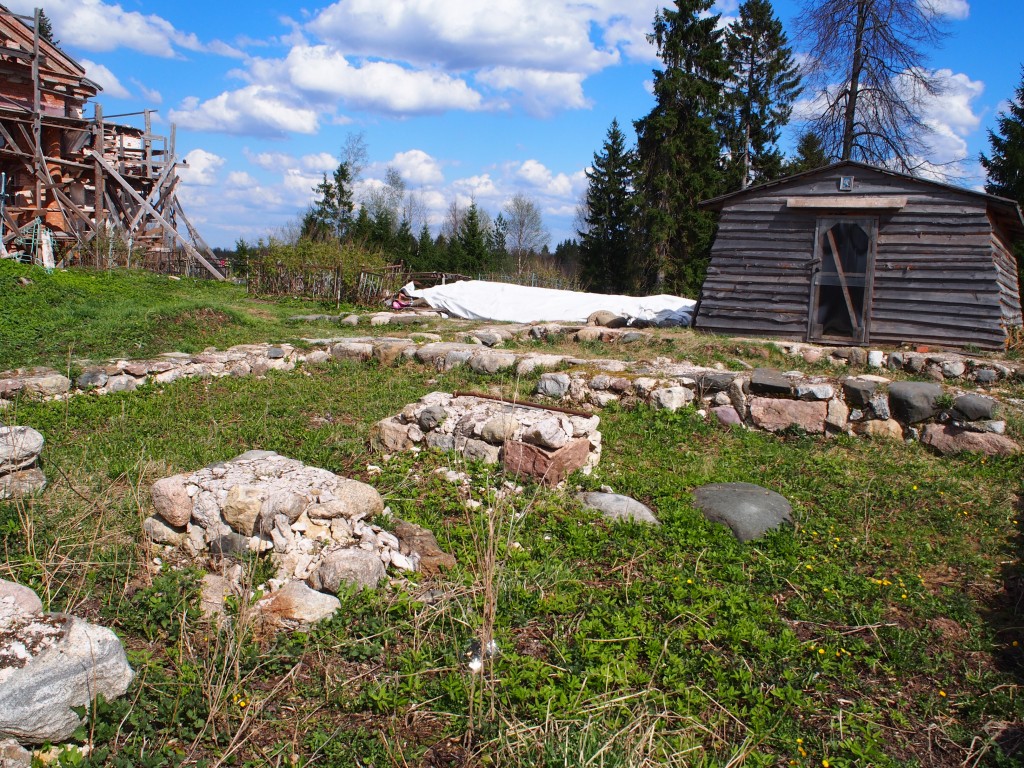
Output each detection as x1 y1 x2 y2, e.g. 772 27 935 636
808 217 876 343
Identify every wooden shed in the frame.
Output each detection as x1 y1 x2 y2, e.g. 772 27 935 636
695 161 1024 350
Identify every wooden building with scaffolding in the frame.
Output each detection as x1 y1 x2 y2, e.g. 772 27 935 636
0 5 222 278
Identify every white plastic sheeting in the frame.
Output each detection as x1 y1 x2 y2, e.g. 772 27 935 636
404 280 696 326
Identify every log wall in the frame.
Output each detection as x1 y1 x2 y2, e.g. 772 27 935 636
696 166 1023 350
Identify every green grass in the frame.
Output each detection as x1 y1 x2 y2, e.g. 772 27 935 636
2 266 1023 766
2 356 1022 767
0 261 374 371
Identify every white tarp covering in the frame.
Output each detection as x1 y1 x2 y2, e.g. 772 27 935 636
404 280 697 326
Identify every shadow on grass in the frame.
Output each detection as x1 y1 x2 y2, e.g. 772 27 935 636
980 492 1024 760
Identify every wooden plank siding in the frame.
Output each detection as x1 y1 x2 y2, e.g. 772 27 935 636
696 164 1023 350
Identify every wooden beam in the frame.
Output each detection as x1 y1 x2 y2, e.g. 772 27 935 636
787 196 908 209
86 149 224 280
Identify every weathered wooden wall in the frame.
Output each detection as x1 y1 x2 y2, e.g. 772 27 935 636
696 165 1023 350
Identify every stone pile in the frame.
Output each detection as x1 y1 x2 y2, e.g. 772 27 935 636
145 451 454 626
779 342 1022 386
0 580 133 745
0 344 304 406
531 367 1020 456
0 427 46 500
371 392 602 485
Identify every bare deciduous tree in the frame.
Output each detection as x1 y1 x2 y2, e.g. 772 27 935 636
503 193 549 274
796 0 948 172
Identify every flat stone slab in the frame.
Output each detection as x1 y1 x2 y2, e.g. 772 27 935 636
921 425 1021 456
692 482 793 542
577 492 659 525
749 368 792 396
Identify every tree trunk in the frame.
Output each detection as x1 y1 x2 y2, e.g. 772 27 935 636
842 0 869 160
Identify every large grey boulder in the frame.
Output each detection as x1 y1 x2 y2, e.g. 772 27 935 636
692 482 793 542
308 547 386 593
0 581 134 744
888 382 942 424
577 492 660 525
952 394 998 422
0 428 43 474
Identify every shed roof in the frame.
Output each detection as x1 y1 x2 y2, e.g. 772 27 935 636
700 160 1024 238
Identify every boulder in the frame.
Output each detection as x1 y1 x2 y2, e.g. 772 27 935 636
713 405 743 426
749 369 792 396
587 310 627 328
417 405 447 431
503 438 591 485
649 386 694 412
0 600 133 744
0 581 42 616
143 515 187 546
308 548 386 593
523 418 571 450
21 373 70 398
150 474 192 527
921 425 1020 457
106 375 140 394
0 427 44 473
577 492 659 525
888 382 943 424
749 398 827 433
370 419 415 452
842 377 878 407
262 581 341 626
393 520 456 576
463 438 501 464
75 368 108 390
853 419 904 440
469 352 517 375
536 373 571 399
481 414 520 444
0 469 46 500
331 341 374 361
796 383 834 401
692 483 793 542
223 485 264 535
953 394 997 422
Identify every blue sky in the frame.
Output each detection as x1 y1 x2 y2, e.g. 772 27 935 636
10 0 1022 248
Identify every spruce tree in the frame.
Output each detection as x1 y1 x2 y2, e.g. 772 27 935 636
634 0 729 295
981 66 1024 290
457 202 490 275
784 131 831 175
579 118 636 293
981 66 1024 206
722 0 801 189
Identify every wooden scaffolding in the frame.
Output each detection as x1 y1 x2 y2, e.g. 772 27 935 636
0 5 223 279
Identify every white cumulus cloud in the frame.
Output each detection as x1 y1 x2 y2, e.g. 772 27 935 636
178 149 224 186
169 86 320 137
4 0 236 58
924 0 970 20
80 59 129 99
390 150 445 186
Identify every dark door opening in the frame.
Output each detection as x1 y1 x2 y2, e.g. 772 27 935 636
808 218 876 343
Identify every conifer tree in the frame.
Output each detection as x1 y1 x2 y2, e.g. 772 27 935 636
457 202 490 274
784 131 831 175
981 66 1024 289
634 0 729 295
722 0 801 189
981 66 1024 206
579 118 636 293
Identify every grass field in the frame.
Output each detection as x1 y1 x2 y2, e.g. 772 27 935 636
1 266 1023 767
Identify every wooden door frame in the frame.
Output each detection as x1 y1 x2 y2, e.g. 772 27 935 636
806 215 878 345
